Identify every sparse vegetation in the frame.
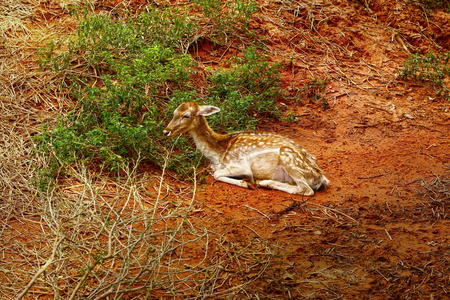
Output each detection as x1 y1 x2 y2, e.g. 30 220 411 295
193 0 257 42
412 0 450 11
300 77 329 109
399 51 450 100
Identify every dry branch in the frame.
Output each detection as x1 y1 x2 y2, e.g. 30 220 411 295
16 229 64 300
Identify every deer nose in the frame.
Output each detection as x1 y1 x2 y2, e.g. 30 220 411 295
163 129 171 136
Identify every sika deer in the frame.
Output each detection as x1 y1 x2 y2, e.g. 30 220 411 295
163 101 329 195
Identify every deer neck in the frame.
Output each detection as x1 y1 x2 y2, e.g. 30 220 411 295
188 116 229 165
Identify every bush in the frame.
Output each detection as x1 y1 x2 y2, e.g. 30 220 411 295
37 8 196 172
300 77 329 109
205 47 281 131
192 0 257 41
399 51 450 100
412 0 450 11
36 7 282 182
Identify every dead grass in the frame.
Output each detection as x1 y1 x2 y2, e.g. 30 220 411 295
418 168 450 220
2 156 279 298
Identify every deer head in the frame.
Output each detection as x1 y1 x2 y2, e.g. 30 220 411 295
163 101 220 137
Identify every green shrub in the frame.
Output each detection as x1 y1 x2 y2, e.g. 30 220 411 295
36 8 282 182
192 0 257 41
412 0 450 11
399 51 450 100
298 77 329 109
205 47 281 131
37 8 196 171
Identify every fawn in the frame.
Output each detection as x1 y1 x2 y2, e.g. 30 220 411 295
163 101 329 195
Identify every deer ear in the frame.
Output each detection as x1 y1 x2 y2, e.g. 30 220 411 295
197 105 220 116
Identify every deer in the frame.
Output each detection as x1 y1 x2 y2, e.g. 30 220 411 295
163 101 329 196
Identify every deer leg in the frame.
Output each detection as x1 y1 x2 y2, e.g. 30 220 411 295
258 147 316 196
258 165 314 195
257 179 314 195
280 147 316 195
213 165 253 189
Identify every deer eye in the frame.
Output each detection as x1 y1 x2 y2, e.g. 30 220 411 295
183 113 191 119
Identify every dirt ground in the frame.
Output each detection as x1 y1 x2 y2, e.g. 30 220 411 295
1 0 449 299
